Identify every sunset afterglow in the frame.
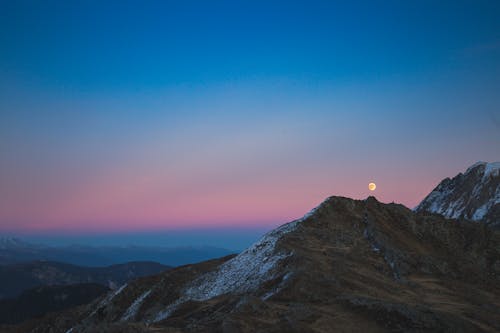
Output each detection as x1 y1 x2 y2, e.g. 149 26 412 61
1 1 499 235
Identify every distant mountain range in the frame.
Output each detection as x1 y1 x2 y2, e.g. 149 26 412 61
14 162 499 333
0 238 233 267
0 260 170 300
0 236 234 326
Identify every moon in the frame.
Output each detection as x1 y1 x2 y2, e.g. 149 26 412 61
368 182 377 191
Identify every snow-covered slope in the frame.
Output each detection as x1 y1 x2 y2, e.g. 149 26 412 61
415 161 500 228
152 201 324 322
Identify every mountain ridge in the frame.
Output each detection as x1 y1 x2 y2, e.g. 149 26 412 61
4 163 500 332
14 195 499 333
416 161 500 228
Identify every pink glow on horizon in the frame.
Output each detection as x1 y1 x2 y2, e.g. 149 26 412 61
0 161 438 232
1 104 476 233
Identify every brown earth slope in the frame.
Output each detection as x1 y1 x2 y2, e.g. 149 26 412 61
8 196 500 333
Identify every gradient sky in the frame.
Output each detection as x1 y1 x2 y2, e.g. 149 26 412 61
1 1 499 244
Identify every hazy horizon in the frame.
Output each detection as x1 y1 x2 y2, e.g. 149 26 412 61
2 226 272 251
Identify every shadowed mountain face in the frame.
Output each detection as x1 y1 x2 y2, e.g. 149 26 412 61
16 196 500 333
0 261 170 299
416 161 500 229
0 283 109 325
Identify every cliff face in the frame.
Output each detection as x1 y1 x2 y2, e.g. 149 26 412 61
416 161 500 229
16 196 500 333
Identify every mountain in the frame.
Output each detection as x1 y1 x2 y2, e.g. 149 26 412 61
15 196 500 333
0 283 109 325
0 237 36 250
0 261 170 299
415 161 500 229
0 241 233 267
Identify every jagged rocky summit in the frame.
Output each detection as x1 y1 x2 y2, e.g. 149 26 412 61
15 195 500 333
416 161 500 229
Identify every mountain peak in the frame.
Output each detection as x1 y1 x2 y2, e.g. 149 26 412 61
365 195 380 204
465 161 488 173
150 196 334 322
416 161 500 228
465 161 500 179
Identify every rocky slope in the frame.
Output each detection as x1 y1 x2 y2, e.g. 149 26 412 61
14 196 500 333
415 161 500 229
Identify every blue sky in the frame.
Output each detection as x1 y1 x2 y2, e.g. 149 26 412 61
0 1 499 249
2 1 499 89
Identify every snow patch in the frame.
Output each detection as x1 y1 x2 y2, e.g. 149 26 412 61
443 197 465 219
471 186 500 221
472 204 489 220
464 161 500 180
152 299 183 323
261 288 280 301
483 162 500 180
472 183 483 199
121 289 151 321
419 187 466 219
261 272 293 300
422 188 453 214
151 198 328 322
384 252 401 280
465 161 487 174
89 283 127 318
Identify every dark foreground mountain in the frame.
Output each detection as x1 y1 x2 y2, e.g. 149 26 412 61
0 261 170 299
0 283 109 325
0 239 233 267
416 161 500 229
10 196 500 333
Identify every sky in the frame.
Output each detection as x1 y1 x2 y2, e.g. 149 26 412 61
1 1 499 248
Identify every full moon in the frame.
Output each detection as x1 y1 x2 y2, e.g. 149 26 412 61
368 182 377 191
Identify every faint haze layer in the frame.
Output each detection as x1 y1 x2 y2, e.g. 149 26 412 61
1 0 499 233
